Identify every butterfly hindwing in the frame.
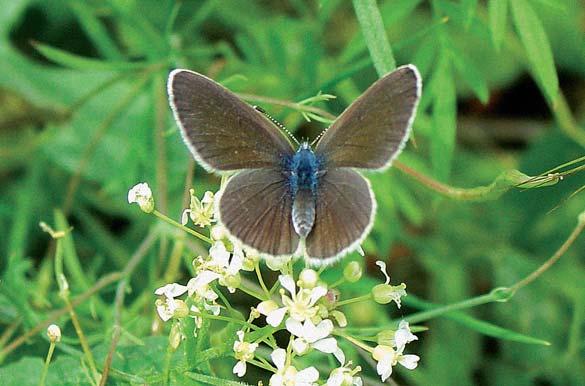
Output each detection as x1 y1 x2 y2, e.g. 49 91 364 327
315 65 420 170
305 168 375 262
218 168 300 256
168 70 295 172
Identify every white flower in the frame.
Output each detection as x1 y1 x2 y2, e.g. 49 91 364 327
154 282 189 322
372 344 420 382
233 330 258 377
187 271 220 301
326 363 362 386
155 283 188 299
47 324 61 343
286 319 345 364
127 182 154 213
372 261 407 308
181 189 215 227
260 275 327 327
269 348 319 386
394 320 418 349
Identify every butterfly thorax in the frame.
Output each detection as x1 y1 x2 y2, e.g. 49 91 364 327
285 143 322 238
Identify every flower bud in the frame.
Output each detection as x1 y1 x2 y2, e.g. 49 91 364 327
127 183 154 213
298 268 319 289
257 300 279 316
223 273 241 292
372 283 407 307
169 322 183 350
330 310 347 327
344 261 362 282
47 324 61 343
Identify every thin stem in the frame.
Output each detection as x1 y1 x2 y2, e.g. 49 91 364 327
337 293 372 307
237 284 267 301
336 332 373 353
0 272 123 359
404 292 498 324
65 296 100 383
237 93 336 120
38 342 56 386
255 262 271 300
193 312 257 330
510 213 585 292
152 210 212 244
99 230 159 386
163 338 173 386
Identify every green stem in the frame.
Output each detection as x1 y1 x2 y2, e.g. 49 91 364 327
336 332 373 353
255 262 271 300
152 210 212 244
337 293 372 307
38 342 55 386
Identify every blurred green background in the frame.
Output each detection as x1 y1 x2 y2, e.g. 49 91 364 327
1 0 584 385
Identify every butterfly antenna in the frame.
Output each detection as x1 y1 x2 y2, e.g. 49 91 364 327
311 127 328 146
254 105 300 146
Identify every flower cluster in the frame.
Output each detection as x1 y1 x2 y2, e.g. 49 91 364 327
130 183 421 384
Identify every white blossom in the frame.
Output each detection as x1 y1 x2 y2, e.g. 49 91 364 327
286 319 345 364
326 363 362 386
269 348 319 386
181 189 215 227
372 344 420 382
259 275 327 327
47 324 61 343
394 320 418 349
233 330 258 377
127 182 154 213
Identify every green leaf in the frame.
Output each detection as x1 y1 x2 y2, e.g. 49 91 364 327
431 54 457 181
352 0 395 76
185 372 252 386
510 0 559 104
33 42 150 71
461 0 478 29
405 295 551 346
450 48 490 104
488 0 508 51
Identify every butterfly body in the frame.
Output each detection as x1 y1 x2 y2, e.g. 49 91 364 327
285 143 322 238
168 65 421 265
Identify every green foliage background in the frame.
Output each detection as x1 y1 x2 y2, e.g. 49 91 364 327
1 0 584 385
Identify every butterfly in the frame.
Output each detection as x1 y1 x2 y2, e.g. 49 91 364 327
168 65 421 265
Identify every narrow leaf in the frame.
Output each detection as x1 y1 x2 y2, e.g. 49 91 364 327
451 48 489 104
511 0 559 104
405 295 551 345
352 0 396 76
33 42 149 71
488 0 508 51
185 372 252 386
461 0 478 29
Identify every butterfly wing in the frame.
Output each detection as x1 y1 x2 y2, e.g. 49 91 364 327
168 70 295 172
305 169 375 262
218 168 300 256
315 65 420 170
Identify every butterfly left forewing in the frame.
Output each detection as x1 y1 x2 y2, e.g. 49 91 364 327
305 168 375 263
168 70 295 172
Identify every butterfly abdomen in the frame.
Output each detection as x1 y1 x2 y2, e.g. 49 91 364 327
287 144 321 238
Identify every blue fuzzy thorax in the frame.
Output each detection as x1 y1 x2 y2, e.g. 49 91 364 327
284 142 322 197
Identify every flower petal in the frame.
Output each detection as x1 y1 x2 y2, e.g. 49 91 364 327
266 307 287 327
296 366 319 382
333 348 346 365
285 319 305 337
375 260 390 285
312 319 334 341
309 286 327 305
377 359 393 382
399 354 420 370
271 348 286 370
313 337 338 354
278 274 296 294
292 338 309 355
233 360 246 377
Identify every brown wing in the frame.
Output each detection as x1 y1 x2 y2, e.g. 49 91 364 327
315 65 420 170
218 168 300 256
305 169 375 262
168 70 295 172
